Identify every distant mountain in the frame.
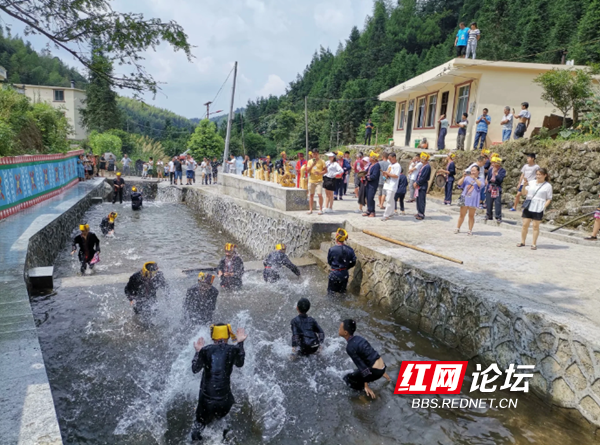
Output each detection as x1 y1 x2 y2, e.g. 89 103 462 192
190 107 245 127
0 27 87 88
118 96 196 136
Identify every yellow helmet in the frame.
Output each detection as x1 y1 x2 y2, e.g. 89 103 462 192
481 149 490 156
225 243 236 253
337 151 344 157
198 272 215 285
369 151 379 159
308 151 313 156
131 186 137 192
420 152 430 161
275 243 286 251
280 151 286 156
491 156 503 164
79 223 90 232
448 153 456 159
142 261 158 278
336 228 348 243
116 172 121 176
210 323 237 341
108 212 118 223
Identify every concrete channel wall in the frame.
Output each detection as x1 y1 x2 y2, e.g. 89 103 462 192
172 184 600 431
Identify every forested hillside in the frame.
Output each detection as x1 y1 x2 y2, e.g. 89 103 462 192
0 28 87 87
241 0 600 153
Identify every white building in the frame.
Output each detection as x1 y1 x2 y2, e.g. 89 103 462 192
0 65 7 81
14 82 88 140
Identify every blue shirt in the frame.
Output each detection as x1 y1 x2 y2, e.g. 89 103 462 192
476 115 491 133
456 28 469 46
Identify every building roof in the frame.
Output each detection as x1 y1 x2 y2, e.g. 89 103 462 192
378 58 592 102
13 83 86 93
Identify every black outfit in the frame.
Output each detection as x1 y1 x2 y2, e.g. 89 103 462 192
99 217 114 236
263 250 301 282
112 177 125 204
343 335 386 391
124 271 168 318
99 156 106 170
131 191 143 210
327 243 357 294
416 163 431 218
72 232 100 273
522 208 544 221
217 255 244 289
515 122 527 138
291 314 324 356
192 341 245 436
184 284 219 325
365 162 381 215
394 174 408 211
212 162 219 182
364 123 373 145
275 158 287 175
486 167 506 221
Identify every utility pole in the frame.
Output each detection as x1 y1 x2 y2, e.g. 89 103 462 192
204 101 212 119
304 96 309 158
329 122 334 150
223 61 238 166
336 123 341 148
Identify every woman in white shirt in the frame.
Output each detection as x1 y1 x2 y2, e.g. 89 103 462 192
518 168 552 250
323 153 344 213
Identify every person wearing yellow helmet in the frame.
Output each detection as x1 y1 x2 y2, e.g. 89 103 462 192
112 172 125 204
275 151 288 175
217 244 244 289
485 156 507 224
71 223 100 274
263 243 301 283
414 152 431 220
327 228 357 294
124 262 168 320
130 185 143 210
100 212 118 236
191 323 247 441
184 272 219 325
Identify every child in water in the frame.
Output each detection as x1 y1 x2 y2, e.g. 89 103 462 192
291 298 324 358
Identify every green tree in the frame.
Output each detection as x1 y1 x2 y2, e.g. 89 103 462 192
29 102 72 153
187 119 224 159
89 130 122 158
572 0 600 64
534 69 594 126
81 45 122 132
0 1 193 94
243 132 267 159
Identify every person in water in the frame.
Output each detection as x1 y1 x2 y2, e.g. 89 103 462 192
217 243 244 290
112 172 125 204
184 272 219 325
327 228 357 294
291 297 324 357
71 224 100 274
191 323 247 441
263 243 301 283
124 262 168 319
339 319 391 398
130 186 143 210
99 212 117 236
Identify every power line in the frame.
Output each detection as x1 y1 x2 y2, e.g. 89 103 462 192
199 66 235 120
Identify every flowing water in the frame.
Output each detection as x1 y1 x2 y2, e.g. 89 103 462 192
32 201 597 445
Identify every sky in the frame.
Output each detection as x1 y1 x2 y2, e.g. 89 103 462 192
1 0 374 119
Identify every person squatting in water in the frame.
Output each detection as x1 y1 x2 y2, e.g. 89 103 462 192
263 243 301 283
191 323 248 442
99 212 117 236
124 261 168 321
184 272 219 325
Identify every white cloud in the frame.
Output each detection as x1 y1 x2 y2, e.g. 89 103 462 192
256 74 287 97
314 1 353 34
195 57 214 74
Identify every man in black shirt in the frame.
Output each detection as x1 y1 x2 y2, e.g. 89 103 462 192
112 172 125 204
364 119 374 145
190 323 247 441
339 319 390 398
291 298 324 357
124 262 168 320
130 186 143 210
212 157 220 184
184 272 219 325
217 243 244 289
327 228 357 294
71 224 100 274
99 212 117 236
174 157 183 185
263 243 301 283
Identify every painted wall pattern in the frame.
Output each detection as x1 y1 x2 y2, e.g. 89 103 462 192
0 150 83 220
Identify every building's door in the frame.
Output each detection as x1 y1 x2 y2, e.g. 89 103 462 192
437 91 450 143
405 99 415 146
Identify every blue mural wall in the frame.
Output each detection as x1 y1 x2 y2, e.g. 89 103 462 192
0 155 79 215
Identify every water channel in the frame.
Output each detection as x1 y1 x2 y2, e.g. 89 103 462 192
31 200 597 444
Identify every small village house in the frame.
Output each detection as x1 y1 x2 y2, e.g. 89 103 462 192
13 81 88 140
0 65 6 81
379 59 592 150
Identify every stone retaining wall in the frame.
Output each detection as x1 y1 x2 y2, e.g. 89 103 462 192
181 187 336 259
346 238 600 431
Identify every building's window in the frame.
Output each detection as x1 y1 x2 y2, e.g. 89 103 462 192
415 97 426 128
397 102 406 130
426 94 437 127
53 90 65 101
440 91 449 117
454 84 470 123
